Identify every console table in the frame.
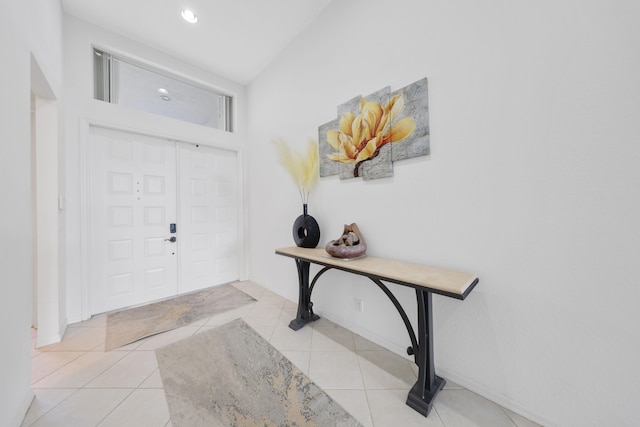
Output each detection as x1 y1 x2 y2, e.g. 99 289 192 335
275 246 478 417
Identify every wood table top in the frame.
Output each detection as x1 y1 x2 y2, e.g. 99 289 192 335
275 247 478 300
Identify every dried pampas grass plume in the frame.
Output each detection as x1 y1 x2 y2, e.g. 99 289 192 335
273 138 319 204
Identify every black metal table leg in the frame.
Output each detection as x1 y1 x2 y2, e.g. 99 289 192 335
289 259 320 330
406 289 446 416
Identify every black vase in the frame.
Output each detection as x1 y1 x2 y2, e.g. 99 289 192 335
292 204 321 248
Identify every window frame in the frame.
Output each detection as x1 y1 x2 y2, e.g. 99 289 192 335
93 47 233 132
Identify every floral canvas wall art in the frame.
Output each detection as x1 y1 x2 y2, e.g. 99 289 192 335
319 78 429 180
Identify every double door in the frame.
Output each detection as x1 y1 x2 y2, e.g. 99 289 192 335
89 126 239 314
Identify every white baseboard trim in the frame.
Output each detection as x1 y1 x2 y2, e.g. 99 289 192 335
314 309 412 359
314 309 552 427
35 319 69 348
36 332 61 348
66 314 86 324
436 367 552 427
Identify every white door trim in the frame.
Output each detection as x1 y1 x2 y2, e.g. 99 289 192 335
78 119 247 320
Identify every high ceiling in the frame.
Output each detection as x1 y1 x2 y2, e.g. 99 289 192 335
61 0 334 85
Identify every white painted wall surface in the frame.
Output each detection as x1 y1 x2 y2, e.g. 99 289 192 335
246 1 640 426
62 15 248 322
34 94 62 347
0 1 63 425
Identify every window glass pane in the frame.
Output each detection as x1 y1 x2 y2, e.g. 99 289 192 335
93 48 232 132
93 50 109 102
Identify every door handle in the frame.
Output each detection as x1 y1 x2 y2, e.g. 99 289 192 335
165 236 177 242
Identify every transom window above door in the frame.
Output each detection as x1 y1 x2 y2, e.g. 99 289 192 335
93 47 233 132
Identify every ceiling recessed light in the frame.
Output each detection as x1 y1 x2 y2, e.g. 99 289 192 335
181 9 198 24
160 95 172 101
157 88 169 94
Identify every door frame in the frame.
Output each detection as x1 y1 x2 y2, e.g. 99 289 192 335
79 119 247 320
31 55 62 347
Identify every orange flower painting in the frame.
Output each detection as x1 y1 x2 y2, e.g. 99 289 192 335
319 78 429 180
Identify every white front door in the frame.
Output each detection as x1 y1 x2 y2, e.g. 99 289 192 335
89 126 178 314
88 126 240 314
178 144 239 293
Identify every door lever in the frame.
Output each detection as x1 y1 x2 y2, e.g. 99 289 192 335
165 236 177 242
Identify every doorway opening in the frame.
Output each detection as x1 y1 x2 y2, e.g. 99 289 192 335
30 54 63 348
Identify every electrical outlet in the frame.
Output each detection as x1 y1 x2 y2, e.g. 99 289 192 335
353 298 364 312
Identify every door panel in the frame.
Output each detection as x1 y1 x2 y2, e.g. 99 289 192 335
89 127 240 313
90 127 178 314
178 144 239 293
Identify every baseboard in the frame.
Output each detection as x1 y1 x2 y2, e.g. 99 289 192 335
274 289 413 359
270 284 552 426
314 309 552 426
11 388 34 427
66 311 87 325
36 332 61 348
59 319 68 340
314 309 412 360
35 319 68 348
436 367 553 427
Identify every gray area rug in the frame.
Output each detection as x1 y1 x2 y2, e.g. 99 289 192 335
105 284 255 351
156 319 363 427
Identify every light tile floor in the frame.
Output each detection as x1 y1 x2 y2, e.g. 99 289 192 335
23 281 542 427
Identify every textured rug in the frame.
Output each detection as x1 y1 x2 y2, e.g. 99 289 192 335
156 319 363 427
105 284 255 351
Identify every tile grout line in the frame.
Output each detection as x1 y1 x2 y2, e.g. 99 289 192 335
78 350 132 389
499 405 521 427
23 388 82 427
28 281 538 427
93 388 136 427
353 331 376 427
30 350 87 385
429 405 447 427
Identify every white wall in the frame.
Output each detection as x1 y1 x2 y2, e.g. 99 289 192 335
33 91 63 348
0 0 63 425
62 15 248 322
246 1 640 426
